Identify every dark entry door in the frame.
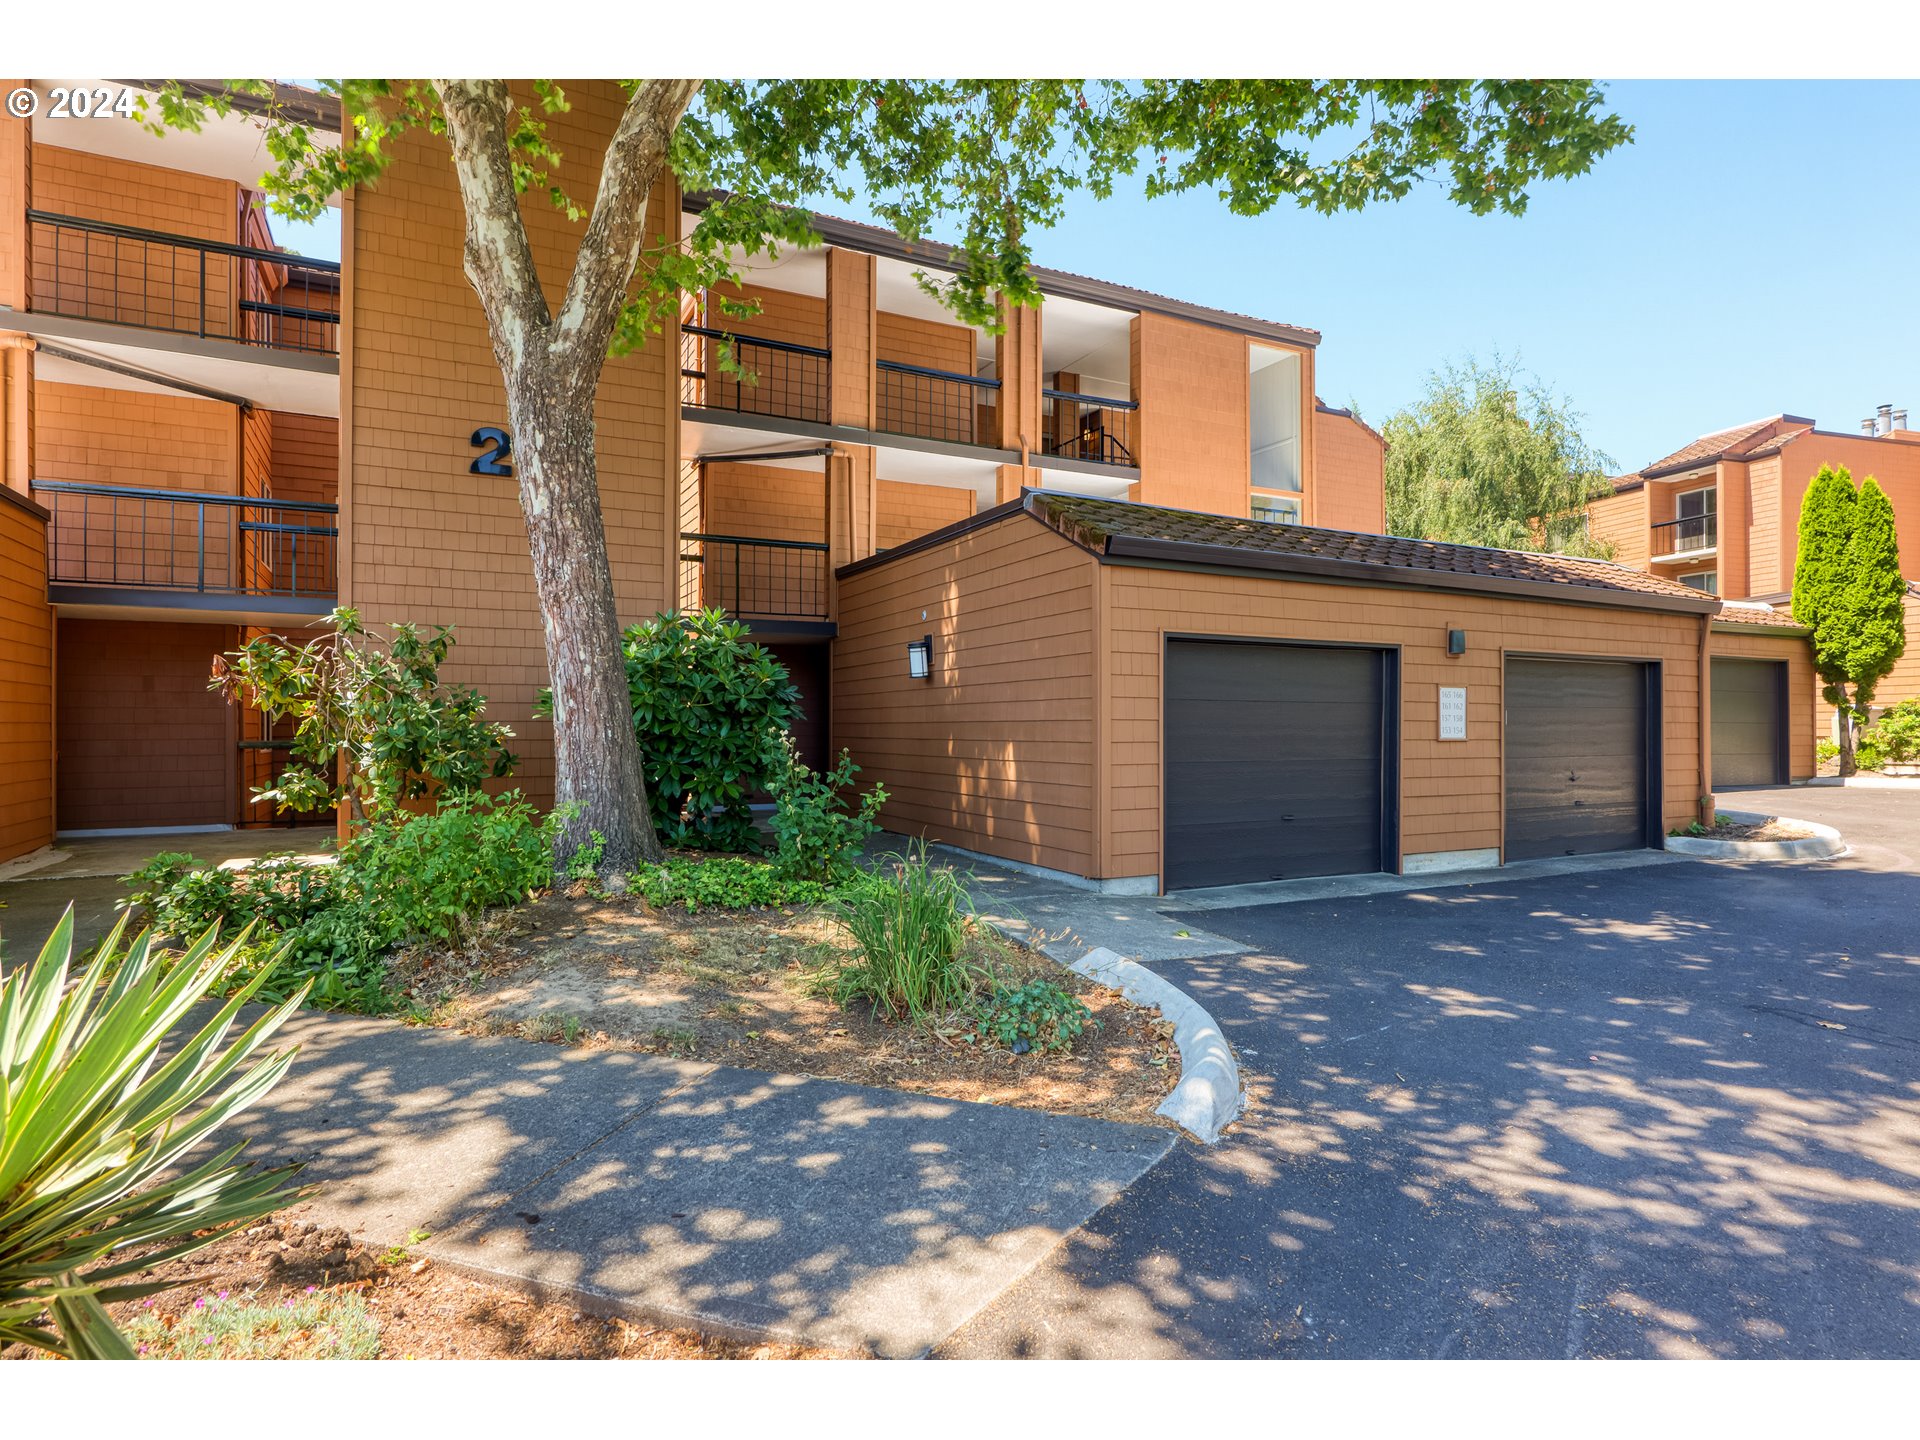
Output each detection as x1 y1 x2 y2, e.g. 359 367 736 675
1504 657 1650 861
1711 658 1786 789
1164 640 1388 890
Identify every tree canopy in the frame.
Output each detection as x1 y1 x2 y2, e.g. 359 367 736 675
1381 356 1616 556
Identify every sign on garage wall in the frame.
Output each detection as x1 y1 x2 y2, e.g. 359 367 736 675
1439 686 1467 741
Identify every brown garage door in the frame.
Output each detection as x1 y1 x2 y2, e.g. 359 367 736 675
1505 657 1651 861
1711 658 1785 789
1164 640 1393 889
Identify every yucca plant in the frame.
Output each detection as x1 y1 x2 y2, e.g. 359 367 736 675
0 908 311 1359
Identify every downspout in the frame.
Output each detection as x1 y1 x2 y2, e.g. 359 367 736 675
1697 611 1715 828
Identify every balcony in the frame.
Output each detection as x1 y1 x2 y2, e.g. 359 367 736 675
27 210 341 357
680 325 829 425
1042 388 1138 468
875 360 999 448
32 481 338 612
1652 511 1717 561
678 532 830 624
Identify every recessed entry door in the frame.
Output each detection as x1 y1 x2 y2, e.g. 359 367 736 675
1504 657 1651 861
1163 640 1391 890
1711 658 1787 789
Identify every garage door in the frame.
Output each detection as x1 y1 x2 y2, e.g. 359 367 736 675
1711 658 1785 789
1505 657 1650 861
1164 640 1391 889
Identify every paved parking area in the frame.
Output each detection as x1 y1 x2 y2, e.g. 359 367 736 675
941 787 1920 1358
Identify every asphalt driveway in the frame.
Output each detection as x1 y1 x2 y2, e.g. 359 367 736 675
941 786 1920 1358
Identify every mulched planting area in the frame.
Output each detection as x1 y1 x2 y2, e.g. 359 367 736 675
385 888 1181 1128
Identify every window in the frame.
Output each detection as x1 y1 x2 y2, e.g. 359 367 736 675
1252 492 1301 525
1679 571 1718 594
1676 487 1716 519
1249 346 1302 494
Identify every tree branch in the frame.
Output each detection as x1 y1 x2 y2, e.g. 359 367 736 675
552 79 703 366
433 79 553 372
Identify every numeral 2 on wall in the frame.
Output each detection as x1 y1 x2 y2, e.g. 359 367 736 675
470 426 513 476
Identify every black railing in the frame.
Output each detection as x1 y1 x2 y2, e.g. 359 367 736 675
27 210 342 356
875 360 999 447
679 533 830 620
31 481 338 598
1654 511 1718 554
1042 388 1138 467
680 325 830 424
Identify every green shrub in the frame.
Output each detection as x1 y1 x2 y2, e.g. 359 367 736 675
977 979 1094 1054
0 910 310 1359
769 739 888 882
819 844 983 1025
1861 698 1920 767
212 606 517 822
1816 737 1840 765
1856 734 1886 772
124 792 558 1013
631 855 831 913
538 609 799 852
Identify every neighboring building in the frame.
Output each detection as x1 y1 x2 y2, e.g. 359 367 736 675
0 80 1811 890
1591 410 1920 730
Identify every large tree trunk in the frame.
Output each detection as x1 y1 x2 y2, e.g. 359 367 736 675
434 78 700 872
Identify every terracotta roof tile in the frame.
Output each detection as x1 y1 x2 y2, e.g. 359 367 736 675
1026 491 1718 609
1640 416 1817 477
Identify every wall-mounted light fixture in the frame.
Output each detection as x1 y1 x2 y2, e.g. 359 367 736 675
1448 629 1467 656
907 634 933 680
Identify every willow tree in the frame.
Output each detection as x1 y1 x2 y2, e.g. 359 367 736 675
149 79 1632 870
1383 355 1616 556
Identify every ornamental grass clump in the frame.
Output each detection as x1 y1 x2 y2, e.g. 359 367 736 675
0 910 310 1360
820 844 983 1025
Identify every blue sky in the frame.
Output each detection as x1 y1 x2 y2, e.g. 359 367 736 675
270 80 1919 473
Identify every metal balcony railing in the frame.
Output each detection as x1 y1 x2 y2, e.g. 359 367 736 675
27 210 342 356
32 481 338 599
680 325 830 424
875 360 999 447
1654 511 1718 555
1042 388 1138 467
678 533 830 620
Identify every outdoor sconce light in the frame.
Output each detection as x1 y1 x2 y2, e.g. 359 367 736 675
1448 629 1467 656
907 634 933 680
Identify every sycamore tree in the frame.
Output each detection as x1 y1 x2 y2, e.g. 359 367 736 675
147 78 1631 871
1793 463 1908 774
1383 355 1615 556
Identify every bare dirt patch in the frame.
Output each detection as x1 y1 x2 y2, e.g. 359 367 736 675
4 1202 843 1361
385 890 1180 1127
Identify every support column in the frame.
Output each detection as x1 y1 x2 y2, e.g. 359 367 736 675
826 248 875 431
0 93 33 498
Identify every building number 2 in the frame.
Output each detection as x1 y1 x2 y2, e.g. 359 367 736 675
470 426 513 476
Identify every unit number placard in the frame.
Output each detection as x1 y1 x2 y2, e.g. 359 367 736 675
1438 686 1467 741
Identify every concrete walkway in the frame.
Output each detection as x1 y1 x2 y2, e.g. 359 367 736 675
219 1008 1173 1357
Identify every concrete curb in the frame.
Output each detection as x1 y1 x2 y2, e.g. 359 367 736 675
1806 775 1920 789
1066 945 1242 1145
1665 808 1846 862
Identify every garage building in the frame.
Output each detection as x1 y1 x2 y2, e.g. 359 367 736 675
833 490 1816 894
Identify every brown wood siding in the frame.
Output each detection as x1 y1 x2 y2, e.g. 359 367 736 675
702 461 825 544
344 81 678 806
877 479 973 551
1588 487 1650 569
1311 409 1385 533
1709 628 1816 781
1133 312 1253 518
832 517 1099 874
0 492 55 861
56 618 234 831
1102 564 1706 882
1746 456 1783 597
268 412 339 506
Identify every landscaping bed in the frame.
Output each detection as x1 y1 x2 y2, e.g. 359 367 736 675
385 886 1181 1127
1699 816 1817 842
4 1203 841 1361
